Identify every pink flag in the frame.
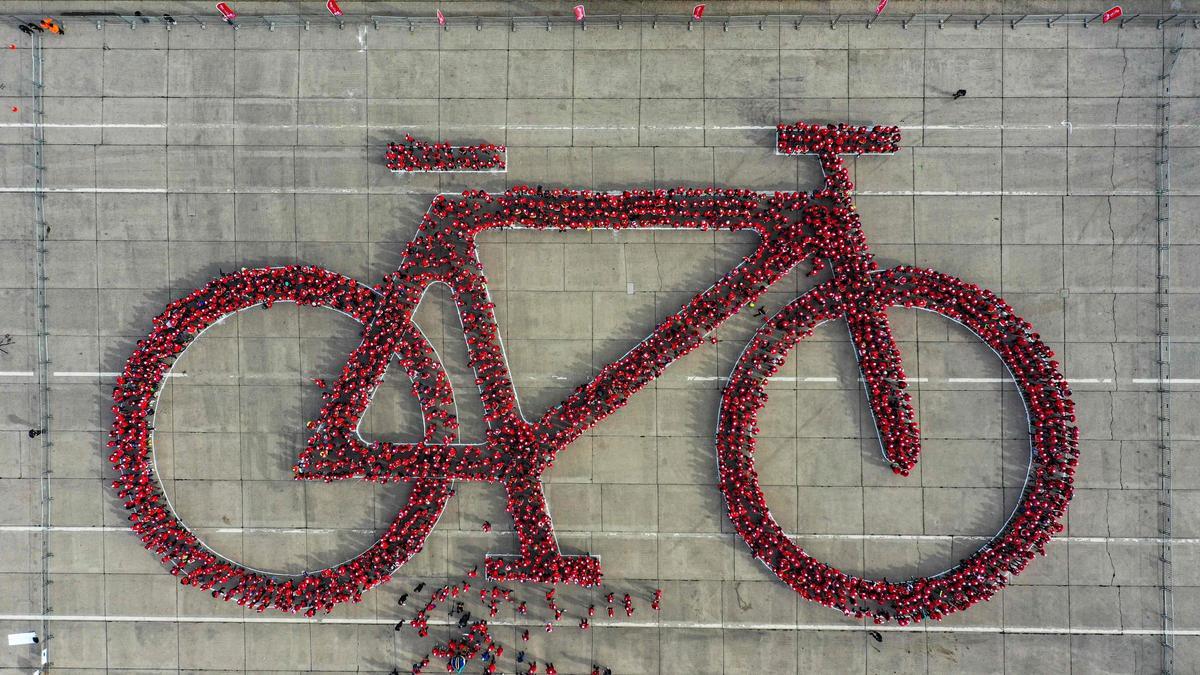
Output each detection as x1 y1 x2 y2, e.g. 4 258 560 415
436 9 445 25
574 5 586 21
692 4 706 20
216 2 237 20
326 0 343 16
1101 5 1123 23
875 0 888 15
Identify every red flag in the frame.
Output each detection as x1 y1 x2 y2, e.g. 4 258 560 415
692 4 706 20
216 2 237 20
436 9 445 26
1101 5 1122 23
874 0 888 15
574 5 586 21
326 0 343 16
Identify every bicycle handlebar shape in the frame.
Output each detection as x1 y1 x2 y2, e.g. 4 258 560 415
776 121 901 157
108 122 1078 623
386 134 508 173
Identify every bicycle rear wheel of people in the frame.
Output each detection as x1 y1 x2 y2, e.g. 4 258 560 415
716 265 1078 624
108 266 457 615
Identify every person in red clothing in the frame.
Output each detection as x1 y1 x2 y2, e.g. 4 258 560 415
40 17 64 34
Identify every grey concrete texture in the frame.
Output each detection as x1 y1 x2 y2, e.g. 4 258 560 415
1 0 1200 673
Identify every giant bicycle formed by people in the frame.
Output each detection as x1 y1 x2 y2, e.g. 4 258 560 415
108 122 1078 623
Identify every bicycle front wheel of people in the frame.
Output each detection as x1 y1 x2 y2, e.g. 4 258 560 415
718 264 1077 624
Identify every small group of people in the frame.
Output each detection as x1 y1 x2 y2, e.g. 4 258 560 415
391 571 656 673
17 17 64 35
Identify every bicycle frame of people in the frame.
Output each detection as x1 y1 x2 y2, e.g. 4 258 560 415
108 122 1079 624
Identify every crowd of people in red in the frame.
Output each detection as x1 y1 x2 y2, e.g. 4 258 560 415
386 134 507 172
108 123 1077 630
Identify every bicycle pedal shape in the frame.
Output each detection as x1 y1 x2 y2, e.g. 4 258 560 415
109 122 1079 622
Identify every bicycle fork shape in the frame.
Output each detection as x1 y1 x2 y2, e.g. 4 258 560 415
294 141 923 588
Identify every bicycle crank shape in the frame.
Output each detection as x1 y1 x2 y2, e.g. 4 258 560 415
108 123 1079 622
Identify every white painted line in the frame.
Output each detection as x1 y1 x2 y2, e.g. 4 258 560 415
0 187 1177 198
687 376 846 383
0 187 174 194
44 369 1138 386
3 525 1195 545
0 371 35 377
0 613 1196 635
0 526 128 532
945 377 1005 383
683 375 1151 386
858 191 1158 196
0 123 170 129
50 371 186 378
4 122 1198 131
1132 378 1200 384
